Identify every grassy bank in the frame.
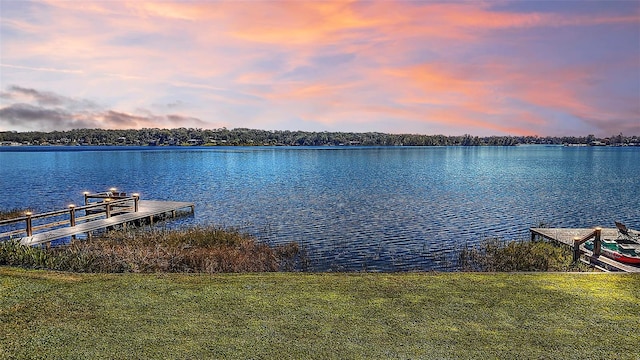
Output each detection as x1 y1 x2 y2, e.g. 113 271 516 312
1 268 638 359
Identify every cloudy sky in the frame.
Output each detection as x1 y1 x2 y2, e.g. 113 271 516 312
1 1 638 136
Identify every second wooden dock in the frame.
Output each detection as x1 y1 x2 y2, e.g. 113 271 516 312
530 227 640 273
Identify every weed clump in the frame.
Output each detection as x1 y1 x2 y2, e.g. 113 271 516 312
0 226 305 273
0 208 31 221
459 238 589 272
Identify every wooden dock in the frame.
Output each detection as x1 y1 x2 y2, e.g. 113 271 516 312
0 192 194 247
530 227 640 272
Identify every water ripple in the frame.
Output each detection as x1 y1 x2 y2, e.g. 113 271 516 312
1 146 639 271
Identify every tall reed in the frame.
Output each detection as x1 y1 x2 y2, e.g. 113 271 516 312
459 238 589 272
0 208 32 221
0 225 305 273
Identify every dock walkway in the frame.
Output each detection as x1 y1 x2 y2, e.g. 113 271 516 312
530 227 640 273
530 227 619 246
19 200 194 246
1 196 194 247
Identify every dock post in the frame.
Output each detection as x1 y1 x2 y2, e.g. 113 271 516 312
133 193 139 212
594 227 602 256
573 236 581 263
69 205 77 240
83 192 89 205
25 212 33 237
105 199 111 218
69 205 76 227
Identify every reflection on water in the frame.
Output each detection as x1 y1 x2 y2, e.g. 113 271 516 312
1 146 639 271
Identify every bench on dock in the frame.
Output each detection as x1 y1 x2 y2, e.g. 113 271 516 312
615 221 640 241
617 243 640 251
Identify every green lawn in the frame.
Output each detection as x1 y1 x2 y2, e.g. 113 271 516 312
1 267 638 359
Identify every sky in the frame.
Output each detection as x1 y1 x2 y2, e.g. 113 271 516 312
0 1 638 136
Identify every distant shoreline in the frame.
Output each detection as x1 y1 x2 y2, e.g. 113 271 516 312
0 142 640 148
1 128 638 147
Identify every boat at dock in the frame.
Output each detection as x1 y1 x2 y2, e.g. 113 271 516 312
584 238 640 265
530 223 640 272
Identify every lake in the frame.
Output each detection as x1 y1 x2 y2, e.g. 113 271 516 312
1 145 639 271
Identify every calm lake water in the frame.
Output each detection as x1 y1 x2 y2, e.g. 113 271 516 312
1 145 639 271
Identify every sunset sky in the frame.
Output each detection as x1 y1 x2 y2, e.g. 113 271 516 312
1 1 638 136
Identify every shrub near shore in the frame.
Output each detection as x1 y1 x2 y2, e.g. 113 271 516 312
0 226 304 273
2 228 591 273
0 208 589 273
0 208 32 221
459 238 590 272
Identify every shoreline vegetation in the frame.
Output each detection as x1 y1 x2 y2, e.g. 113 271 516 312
0 212 587 273
2 207 588 273
459 238 590 272
0 208 31 221
0 236 587 273
0 226 306 273
1 127 639 147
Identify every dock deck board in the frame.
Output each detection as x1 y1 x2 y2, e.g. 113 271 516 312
19 200 194 246
530 227 619 246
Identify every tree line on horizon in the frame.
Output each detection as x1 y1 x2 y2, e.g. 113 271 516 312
1 128 638 147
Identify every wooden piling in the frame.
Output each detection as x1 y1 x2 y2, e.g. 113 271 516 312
573 237 582 263
69 205 76 227
69 205 77 240
133 194 139 212
25 212 33 237
594 227 602 256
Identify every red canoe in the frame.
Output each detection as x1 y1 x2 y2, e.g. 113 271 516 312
584 240 640 265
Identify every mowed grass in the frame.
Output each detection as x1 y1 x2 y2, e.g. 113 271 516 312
1 268 638 360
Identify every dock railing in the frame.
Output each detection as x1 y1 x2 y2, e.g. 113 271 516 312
572 227 602 262
0 194 140 241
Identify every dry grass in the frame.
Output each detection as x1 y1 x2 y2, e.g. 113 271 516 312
459 238 590 272
0 208 31 221
0 226 304 273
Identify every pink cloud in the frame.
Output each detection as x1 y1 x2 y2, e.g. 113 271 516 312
378 52 638 135
2 1 637 135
